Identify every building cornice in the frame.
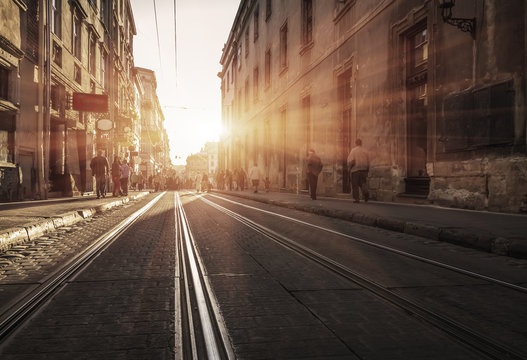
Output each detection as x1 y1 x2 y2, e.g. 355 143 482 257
219 0 255 68
12 0 28 11
69 0 88 19
0 35 25 60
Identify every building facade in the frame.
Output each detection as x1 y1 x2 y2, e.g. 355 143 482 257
219 0 527 213
135 67 170 185
0 0 170 200
1 1 37 201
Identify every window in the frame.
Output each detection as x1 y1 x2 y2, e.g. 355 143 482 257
245 78 249 111
52 41 62 66
302 95 311 155
237 89 242 118
302 0 313 45
265 49 271 88
0 130 12 163
266 0 272 21
0 67 8 100
101 48 106 89
51 0 61 38
73 14 82 60
254 5 259 41
280 22 288 70
74 63 82 84
100 0 108 24
253 67 259 102
50 84 60 111
89 34 96 75
245 27 249 58
237 45 242 69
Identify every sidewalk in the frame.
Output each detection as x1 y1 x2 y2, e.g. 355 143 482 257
0 191 150 252
213 189 527 259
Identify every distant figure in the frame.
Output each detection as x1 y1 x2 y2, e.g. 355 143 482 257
154 172 161 192
264 177 270 193
226 169 233 191
90 150 109 199
201 173 209 192
111 156 121 197
120 159 130 196
137 172 144 191
216 170 225 190
236 168 247 191
347 139 370 203
248 162 262 193
130 171 138 190
307 149 323 200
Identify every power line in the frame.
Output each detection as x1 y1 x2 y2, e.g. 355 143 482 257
153 0 163 76
174 0 178 86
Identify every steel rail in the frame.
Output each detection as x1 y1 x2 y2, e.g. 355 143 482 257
198 193 526 360
0 192 166 342
208 193 527 294
175 192 234 360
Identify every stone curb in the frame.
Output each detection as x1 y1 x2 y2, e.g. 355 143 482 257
0 192 149 253
212 190 525 259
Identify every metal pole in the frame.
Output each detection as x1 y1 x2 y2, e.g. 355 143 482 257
43 0 52 199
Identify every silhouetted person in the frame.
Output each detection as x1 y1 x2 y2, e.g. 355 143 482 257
347 139 370 203
90 150 109 199
120 159 130 196
307 149 323 200
111 156 121 196
248 162 262 193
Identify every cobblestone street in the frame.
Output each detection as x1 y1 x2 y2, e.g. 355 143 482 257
0 191 526 359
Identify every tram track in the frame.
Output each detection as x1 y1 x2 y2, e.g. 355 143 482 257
194 192 526 360
175 192 234 360
0 192 166 344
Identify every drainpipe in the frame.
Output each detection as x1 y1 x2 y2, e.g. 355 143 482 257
36 0 45 199
41 0 51 199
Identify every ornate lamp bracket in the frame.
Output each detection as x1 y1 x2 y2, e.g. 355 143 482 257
439 0 476 38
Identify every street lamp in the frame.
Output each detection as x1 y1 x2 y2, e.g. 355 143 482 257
438 0 475 38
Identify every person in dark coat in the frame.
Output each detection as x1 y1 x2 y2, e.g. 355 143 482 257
307 149 323 200
236 167 247 191
90 150 109 199
111 156 121 197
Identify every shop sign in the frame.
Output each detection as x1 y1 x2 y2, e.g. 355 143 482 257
72 93 108 112
97 119 113 131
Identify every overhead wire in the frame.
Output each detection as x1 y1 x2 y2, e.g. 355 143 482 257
152 0 163 76
174 0 178 86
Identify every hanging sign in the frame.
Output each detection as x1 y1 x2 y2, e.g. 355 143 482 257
73 93 108 112
97 119 113 131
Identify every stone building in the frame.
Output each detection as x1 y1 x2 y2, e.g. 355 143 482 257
0 0 170 200
205 141 219 176
219 0 527 212
0 1 38 201
135 67 170 184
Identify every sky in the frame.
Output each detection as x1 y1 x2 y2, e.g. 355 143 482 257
130 0 240 165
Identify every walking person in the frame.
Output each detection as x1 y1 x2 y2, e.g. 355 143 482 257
90 150 109 199
347 139 370 203
237 167 247 191
226 169 233 191
120 159 130 196
111 156 121 196
248 162 262 193
307 149 323 200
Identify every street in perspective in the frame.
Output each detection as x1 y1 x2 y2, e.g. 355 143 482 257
1 0 527 359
